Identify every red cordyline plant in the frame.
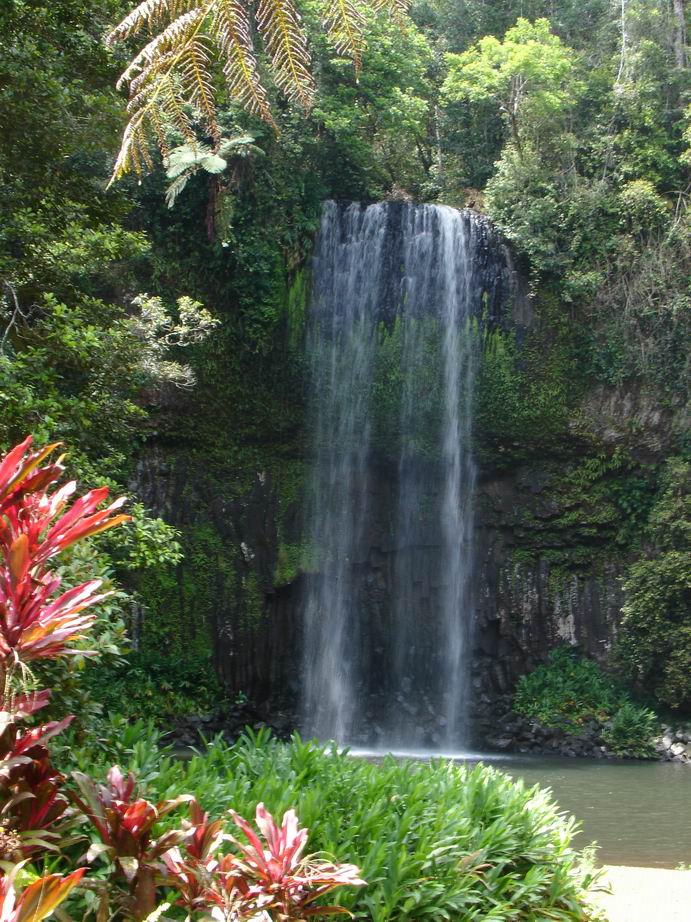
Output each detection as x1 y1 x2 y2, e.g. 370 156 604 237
70 766 192 920
0 712 74 861
0 438 365 922
230 803 365 919
0 436 130 917
163 801 365 921
0 435 130 692
0 863 85 922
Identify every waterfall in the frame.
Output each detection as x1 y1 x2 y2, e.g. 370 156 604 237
300 201 503 750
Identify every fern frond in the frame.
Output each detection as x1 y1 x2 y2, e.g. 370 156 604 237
371 0 411 25
109 109 155 181
109 0 413 180
256 0 314 108
112 5 218 176
116 7 202 89
112 67 196 180
106 0 198 46
178 37 218 138
322 0 365 71
165 171 192 207
212 1 275 125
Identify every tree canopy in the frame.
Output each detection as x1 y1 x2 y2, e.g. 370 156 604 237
443 18 579 147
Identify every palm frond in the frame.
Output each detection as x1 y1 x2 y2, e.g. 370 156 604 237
256 0 315 108
322 0 365 71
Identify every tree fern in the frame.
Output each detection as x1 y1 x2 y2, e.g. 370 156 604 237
256 0 314 107
323 0 366 72
212 1 274 125
107 0 411 181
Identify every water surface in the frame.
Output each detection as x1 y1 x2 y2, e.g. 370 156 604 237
497 755 691 868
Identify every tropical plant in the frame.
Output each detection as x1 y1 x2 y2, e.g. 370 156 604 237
229 803 365 918
70 728 604 922
0 436 130 697
0 437 364 922
164 135 264 208
601 702 658 758
0 711 74 861
514 646 658 756
70 766 192 920
106 0 412 180
0 863 85 922
163 800 365 920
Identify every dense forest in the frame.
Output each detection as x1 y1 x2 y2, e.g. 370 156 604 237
0 0 689 916
2 0 687 716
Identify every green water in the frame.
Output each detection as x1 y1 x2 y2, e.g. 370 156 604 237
480 756 691 868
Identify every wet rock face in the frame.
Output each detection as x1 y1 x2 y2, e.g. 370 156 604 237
131 414 630 746
132 443 626 740
129 205 641 743
470 468 626 716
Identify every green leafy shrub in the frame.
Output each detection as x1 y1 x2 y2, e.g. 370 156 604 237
84 652 225 722
514 647 657 756
601 703 658 758
69 728 603 922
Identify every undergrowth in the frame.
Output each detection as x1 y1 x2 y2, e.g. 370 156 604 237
514 647 657 758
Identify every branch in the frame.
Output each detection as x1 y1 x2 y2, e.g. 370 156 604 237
0 281 27 355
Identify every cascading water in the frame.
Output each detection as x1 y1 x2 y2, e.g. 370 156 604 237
300 201 505 750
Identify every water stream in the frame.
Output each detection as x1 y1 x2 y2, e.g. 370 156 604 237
300 201 497 748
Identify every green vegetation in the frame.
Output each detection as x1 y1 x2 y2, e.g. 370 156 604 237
0 444 600 921
0 0 688 730
443 18 579 151
0 4 688 922
616 459 691 711
474 295 573 462
514 647 658 757
70 727 603 921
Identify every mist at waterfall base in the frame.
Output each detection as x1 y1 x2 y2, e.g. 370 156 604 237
299 201 505 752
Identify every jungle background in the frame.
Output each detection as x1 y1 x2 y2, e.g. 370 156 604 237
0 0 689 730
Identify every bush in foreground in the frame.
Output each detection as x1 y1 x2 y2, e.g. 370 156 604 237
71 727 603 921
0 437 360 920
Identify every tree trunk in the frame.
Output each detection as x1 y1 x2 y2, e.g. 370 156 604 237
673 0 687 69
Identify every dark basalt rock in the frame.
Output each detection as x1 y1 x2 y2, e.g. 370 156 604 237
129 203 662 751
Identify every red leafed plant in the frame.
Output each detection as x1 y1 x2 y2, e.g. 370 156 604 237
70 766 191 920
163 800 365 921
0 436 130 917
0 439 365 921
229 803 365 919
0 863 85 922
0 712 74 860
0 435 130 680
